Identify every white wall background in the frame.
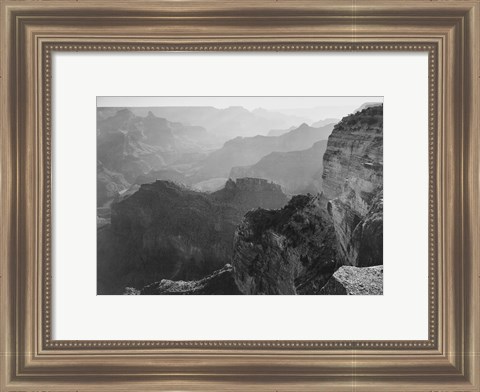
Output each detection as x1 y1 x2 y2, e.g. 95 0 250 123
52 52 429 340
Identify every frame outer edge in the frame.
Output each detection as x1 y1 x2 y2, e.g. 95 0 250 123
465 2 480 389
1 1 479 391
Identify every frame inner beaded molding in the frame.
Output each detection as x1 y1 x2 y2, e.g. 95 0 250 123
42 42 438 351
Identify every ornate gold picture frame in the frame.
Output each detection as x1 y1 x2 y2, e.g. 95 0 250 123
1 1 478 390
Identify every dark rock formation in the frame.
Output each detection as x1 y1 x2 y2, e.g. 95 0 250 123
322 104 383 266
98 178 288 294
349 191 383 267
230 140 328 195
132 264 241 295
135 168 187 186
318 265 383 295
232 194 338 295
211 178 288 210
193 122 335 182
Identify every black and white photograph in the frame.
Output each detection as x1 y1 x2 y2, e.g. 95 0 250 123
96 97 383 295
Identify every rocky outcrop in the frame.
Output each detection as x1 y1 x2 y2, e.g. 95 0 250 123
131 264 241 295
211 178 288 210
135 168 187 186
98 178 288 294
230 140 328 195
232 194 338 295
318 265 383 295
322 104 383 266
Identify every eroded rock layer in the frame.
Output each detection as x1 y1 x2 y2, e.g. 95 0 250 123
232 195 338 295
231 105 383 295
322 105 383 266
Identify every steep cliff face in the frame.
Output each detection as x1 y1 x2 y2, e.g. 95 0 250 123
98 178 288 294
322 105 383 203
230 105 383 295
322 105 383 266
232 195 338 295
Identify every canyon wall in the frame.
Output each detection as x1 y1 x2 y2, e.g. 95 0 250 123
322 104 383 266
231 105 383 294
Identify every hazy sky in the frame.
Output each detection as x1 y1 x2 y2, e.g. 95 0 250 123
97 96 383 120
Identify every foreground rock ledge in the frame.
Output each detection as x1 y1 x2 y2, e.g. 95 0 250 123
319 265 383 295
125 264 241 295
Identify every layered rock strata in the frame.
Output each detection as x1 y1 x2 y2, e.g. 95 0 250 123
231 105 383 295
232 194 338 295
322 104 383 266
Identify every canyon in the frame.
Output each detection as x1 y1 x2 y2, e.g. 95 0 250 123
98 178 288 294
97 103 383 295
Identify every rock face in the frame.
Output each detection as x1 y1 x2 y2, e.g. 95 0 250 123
230 105 383 295
134 264 241 295
193 123 335 182
318 265 383 295
322 104 383 266
211 178 288 209
232 194 338 295
230 140 328 195
98 178 288 294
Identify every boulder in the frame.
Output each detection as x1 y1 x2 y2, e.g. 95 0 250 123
319 265 383 295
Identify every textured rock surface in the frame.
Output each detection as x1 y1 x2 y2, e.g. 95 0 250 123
319 265 383 295
322 105 383 266
232 194 338 295
230 105 383 295
350 191 383 267
322 105 383 203
134 264 241 295
230 140 328 195
98 178 288 294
